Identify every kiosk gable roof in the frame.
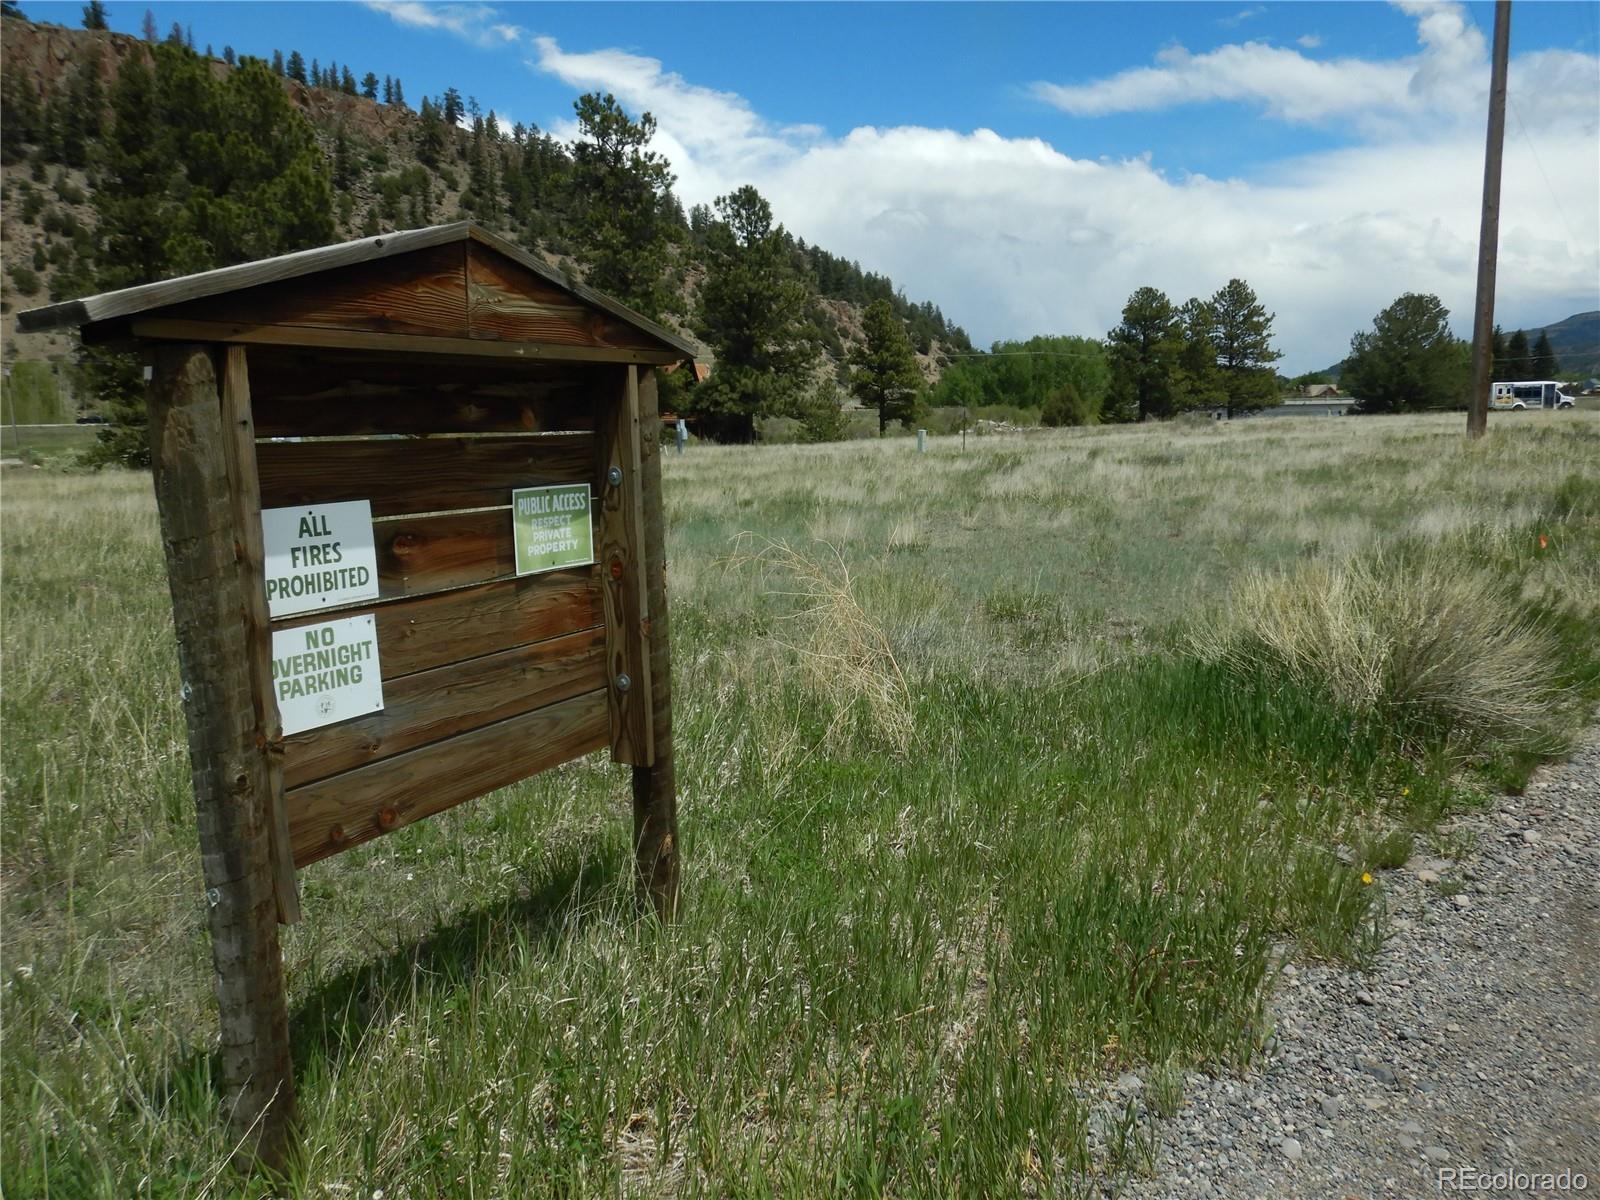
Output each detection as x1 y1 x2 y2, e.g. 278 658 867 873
17 222 698 364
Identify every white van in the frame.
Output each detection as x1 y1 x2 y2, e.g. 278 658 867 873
1490 381 1576 410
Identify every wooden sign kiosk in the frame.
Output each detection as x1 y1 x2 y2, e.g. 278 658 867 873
18 222 693 1167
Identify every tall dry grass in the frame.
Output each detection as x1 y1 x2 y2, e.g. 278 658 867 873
1192 549 1562 744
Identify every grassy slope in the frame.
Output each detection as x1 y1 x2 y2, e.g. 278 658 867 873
3 413 1598 1197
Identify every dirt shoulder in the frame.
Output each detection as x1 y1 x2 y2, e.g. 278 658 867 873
1122 726 1600 1199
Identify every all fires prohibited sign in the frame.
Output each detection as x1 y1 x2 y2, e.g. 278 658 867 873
511 483 594 576
261 500 381 619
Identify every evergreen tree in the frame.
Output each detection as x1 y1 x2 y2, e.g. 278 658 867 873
1342 293 1469 412
333 126 354 190
81 0 107 29
1491 324 1507 374
2 1 29 19
141 8 154 39
442 86 464 127
341 66 356 95
851 300 924 435
391 78 404 107
382 75 393 104
1106 286 1182 421
691 185 816 442
164 21 181 45
415 96 446 166
286 50 306 84
270 48 283 75
1531 330 1560 377
1172 297 1228 412
1207 277 1282 410
1506 329 1531 376
361 71 378 100
569 92 675 317
95 54 172 287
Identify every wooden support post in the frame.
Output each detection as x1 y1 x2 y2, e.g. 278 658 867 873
148 344 296 1170
632 369 680 919
596 365 654 766
217 345 301 925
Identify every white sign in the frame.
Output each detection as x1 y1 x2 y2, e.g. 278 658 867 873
271 614 384 735
261 500 380 619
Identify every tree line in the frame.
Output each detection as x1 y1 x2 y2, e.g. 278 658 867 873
1339 295 1563 414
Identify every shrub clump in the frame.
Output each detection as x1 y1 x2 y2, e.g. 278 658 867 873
1192 551 1561 745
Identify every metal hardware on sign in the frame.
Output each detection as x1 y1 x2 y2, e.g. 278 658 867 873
616 673 632 693
608 465 623 487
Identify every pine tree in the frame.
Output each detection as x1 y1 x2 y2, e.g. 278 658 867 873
361 71 378 100
382 75 393 104
1531 330 1560 378
1106 286 1182 421
341 65 357 95
81 1 107 29
1342 293 1469 412
1171 297 1228 413
141 8 155 39
691 185 816 442
1491 324 1508 374
271 48 283 75
1207 277 1282 411
569 92 675 317
851 300 924 435
442 86 464 127
286 50 306 83
1506 329 1531 376
391 78 404 107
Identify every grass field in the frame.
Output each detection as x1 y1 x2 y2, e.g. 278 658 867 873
4 412 1599 1197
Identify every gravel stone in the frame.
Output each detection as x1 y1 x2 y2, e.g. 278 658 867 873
1119 722 1600 1199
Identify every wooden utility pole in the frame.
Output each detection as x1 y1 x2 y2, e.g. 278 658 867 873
148 345 296 1170
1467 0 1512 439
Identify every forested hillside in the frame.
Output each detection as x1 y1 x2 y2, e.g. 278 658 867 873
0 9 973 444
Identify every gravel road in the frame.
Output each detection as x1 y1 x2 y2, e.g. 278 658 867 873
1119 726 1600 1199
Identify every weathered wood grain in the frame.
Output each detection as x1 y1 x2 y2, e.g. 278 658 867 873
283 627 605 788
374 508 517 599
595 366 654 766
466 242 660 350
257 433 592 518
127 318 684 365
216 346 301 926
271 569 603 681
251 386 594 438
289 689 610 866
162 242 469 340
633 368 680 919
148 344 296 1167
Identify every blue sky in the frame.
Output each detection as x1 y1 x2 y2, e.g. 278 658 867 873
27 1 1600 370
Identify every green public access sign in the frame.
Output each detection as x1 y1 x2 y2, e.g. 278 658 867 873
512 484 594 576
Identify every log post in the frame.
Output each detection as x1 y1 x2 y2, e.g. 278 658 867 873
147 344 296 1170
632 369 680 919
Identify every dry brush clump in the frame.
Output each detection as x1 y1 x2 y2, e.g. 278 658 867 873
726 535 915 755
1192 550 1562 745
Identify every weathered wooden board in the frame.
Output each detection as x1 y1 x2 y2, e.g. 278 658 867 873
595 367 654 766
160 242 468 340
125 319 683 364
256 433 591 518
252 387 594 439
271 570 603 681
288 689 610 866
466 242 660 350
282 627 605 788
374 508 518 599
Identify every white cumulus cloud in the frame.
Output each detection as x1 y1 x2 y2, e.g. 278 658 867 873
364 1 524 48
522 2 1597 371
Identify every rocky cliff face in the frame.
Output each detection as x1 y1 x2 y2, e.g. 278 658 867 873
0 17 949 396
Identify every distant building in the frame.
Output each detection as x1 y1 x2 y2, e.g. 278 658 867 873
1299 383 1342 398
